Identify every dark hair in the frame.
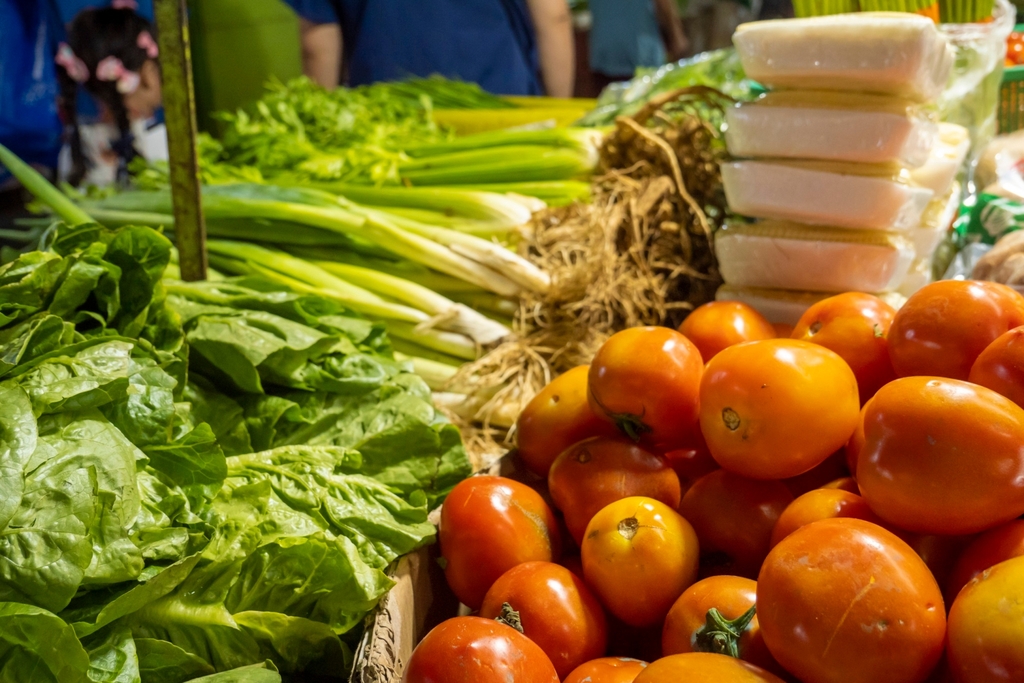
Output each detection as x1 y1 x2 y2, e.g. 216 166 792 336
56 8 157 186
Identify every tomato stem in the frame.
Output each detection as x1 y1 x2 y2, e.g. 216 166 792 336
693 606 756 658
495 602 524 633
589 391 651 442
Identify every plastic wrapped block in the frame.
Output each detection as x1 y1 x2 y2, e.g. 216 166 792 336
733 12 953 102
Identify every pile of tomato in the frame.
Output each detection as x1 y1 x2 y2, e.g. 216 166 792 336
404 280 1024 683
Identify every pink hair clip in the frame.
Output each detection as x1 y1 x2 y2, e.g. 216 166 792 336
55 43 90 83
96 56 141 94
137 31 159 59
111 0 138 9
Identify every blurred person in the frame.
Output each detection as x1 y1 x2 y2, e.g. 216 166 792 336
55 5 167 187
285 0 575 97
588 0 689 87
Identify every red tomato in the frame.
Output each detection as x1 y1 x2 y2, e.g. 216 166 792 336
791 292 897 404
517 366 617 477
679 301 776 362
857 377 1024 535
969 326 1024 409
758 518 946 683
781 450 850 498
581 497 700 627
887 281 1024 380
770 489 880 548
661 576 777 673
589 327 704 448
679 470 793 579
563 658 648 683
440 476 561 609
549 437 681 545
662 430 719 497
947 555 1024 683
633 653 785 683
479 562 608 678
895 532 976 596
946 520 1024 601
699 339 860 480
561 553 585 578
404 616 560 683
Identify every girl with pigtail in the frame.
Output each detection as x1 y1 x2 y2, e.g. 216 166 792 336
55 3 166 187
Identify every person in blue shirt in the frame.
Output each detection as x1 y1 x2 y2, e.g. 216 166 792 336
588 0 688 83
284 0 575 97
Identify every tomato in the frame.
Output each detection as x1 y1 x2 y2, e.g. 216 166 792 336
561 553 585 578
404 615 560 683
699 339 860 480
781 450 850 498
758 518 946 683
947 555 1024 683
632 653 785 683
440 476 562 609
845 402 870 474
772 323 794 338
770 489 880 548
517 366 617 477
821 476 860 493
896 532 976 596
581 496 699 627
679 470 793 579
857 377 1024 535
946 520 1024 601
588 327 704 448
549 437 681 545
792 293 897 404
563 658 648 683
661 576 777 672
663 430 719 497
887 281 1024 380
679 301 776 363
479 562 607 678
969 326 1024 409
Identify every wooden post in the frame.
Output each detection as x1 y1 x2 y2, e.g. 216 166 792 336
154 0 207 280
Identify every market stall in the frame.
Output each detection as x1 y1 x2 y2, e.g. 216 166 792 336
2 0 1024 680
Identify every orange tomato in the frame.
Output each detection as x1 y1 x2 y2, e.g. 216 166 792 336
589 327 704 448
821 476 860 493
549 437 681 545
633 653 785 683
661 576 777 672
845 402 870 474
563 658 649 683
969 326 1024 409
781 450 850 498
699 339 860 480
440 476 561 609
479 562 608 679
770 489 880 548
581 497 699 627
662 429 720 497
888 280 1024 380
679 470 793 579
946 520 1024 601
772 323 794 338
405 616 560 683
857 377 1024 535
791 292 897 404
679 301 776 363
896 532 976 596
758 518 946 683
947 555 1024 683
516 365 616 477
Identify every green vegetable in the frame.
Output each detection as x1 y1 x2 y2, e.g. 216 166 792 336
0 150 473 681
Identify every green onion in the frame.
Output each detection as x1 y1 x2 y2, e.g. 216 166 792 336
0 143 93 226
